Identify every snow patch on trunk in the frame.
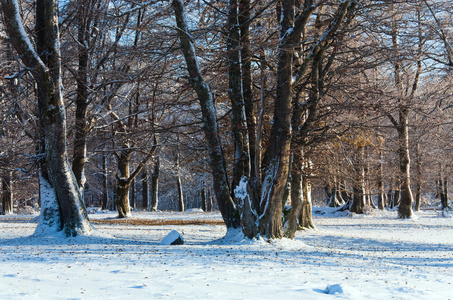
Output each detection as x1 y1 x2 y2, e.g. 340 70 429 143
33 175 63 237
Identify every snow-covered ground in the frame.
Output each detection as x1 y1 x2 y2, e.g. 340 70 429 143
1 208 452 299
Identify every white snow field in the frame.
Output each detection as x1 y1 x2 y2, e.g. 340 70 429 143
1 208 452 299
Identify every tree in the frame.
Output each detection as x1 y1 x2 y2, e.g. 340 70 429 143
0 0 92 236
173 0 357 239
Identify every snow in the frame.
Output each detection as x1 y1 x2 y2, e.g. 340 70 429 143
1 208 453 299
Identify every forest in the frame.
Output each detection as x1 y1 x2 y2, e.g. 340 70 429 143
1 0 453 239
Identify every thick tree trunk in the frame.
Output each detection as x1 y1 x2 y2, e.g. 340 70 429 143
115 150 132 218
114 140 157 217
151 156 159 211
115 178 130 218
1 0 92 236
299 178 315 229
397 114 413 218
284 152 303 239
256 0 298 239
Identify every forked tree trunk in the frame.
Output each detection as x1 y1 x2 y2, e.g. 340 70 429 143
114 138 157 217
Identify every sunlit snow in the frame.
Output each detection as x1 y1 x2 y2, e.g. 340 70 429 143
1 208 452 299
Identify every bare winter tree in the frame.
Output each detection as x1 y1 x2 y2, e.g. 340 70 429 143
173 0 357 239
0 0 92 236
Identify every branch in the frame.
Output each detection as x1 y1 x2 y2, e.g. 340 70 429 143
0 0 46 74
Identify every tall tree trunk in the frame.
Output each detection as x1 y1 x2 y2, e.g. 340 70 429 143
142 169 149 211
173 0 239 228
1 170 13 215
397 114 413 218
439 166 449 209
130 178 136 209
350 146 366 214
177 176 184 212
239 0 256 179
414 142 422 211
151 156 159 211
1 0 92 236
228 0 250 191
201 184 207 212
176 151 184 212
101 153 108 210
377 151 385 210
72 2 91 193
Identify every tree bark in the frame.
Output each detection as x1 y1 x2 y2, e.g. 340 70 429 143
350 146 366 214
72 1 92 193
176 151 184 212
397 114 413 218
1 170 13 215
201 185 207 212
115 149 132 218
299 177 315 229
228 0 250 190
414 143 422 211
141 169 149 211
1 0 92 236
284 150 303 238
239 0 257 179
151 156 159 211
377 151 385 210
101 153 108 210
172 0 239 228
